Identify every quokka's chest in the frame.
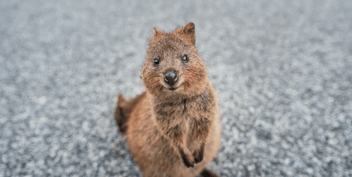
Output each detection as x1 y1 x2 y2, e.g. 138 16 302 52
155 97 212 120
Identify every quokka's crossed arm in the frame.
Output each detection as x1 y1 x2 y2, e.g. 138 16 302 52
153 101 212 168
189 115 212 163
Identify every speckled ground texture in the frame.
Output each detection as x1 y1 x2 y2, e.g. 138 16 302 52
1 0 352 176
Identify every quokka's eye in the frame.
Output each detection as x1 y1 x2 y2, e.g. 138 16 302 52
181 54 188 63
154 58 159 66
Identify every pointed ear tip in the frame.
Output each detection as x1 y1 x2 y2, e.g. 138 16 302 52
186 22 195 27
184 22 195 32
153 27 159 36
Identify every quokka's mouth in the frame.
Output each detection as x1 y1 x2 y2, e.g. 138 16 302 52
168 87 178 91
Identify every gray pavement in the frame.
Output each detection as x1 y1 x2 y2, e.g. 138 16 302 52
1 0 352 176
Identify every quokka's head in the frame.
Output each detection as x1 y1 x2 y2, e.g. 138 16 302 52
140 22 209 97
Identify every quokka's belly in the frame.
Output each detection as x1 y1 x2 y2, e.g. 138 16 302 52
126 119 221 177
126 123 185 176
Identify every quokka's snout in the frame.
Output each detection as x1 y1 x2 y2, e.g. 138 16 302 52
164 69 178 87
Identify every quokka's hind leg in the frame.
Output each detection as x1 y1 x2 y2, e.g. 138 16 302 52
200 168 220 177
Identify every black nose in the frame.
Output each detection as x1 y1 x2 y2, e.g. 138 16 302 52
164 69 178 86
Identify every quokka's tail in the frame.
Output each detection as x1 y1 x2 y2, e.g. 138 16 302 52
114 92 146 134
115 94 128 134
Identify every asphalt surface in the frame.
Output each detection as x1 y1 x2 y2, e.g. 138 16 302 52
1 0 352 176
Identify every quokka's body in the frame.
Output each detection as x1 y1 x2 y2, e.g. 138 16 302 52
115 22 221 177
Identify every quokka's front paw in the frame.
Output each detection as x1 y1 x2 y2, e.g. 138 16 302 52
193 142 205 164
182 155 195 168
178 147 195 168
193 149 203 163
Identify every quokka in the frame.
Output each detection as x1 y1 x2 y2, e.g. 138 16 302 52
115 22 221 177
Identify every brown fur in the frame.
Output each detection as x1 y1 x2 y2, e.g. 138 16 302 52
114 22 221 177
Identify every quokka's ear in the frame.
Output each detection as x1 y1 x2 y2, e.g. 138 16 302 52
153 27 162 37
183 22 196 45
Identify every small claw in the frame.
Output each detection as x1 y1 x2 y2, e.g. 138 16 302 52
183 158 195 168
179 147 195 168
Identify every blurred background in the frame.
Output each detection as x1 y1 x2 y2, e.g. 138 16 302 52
1 0 352 176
